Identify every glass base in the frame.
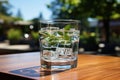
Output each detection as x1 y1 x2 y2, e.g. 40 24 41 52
40 59 77 71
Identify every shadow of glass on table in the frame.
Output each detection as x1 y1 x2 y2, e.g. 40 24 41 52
10 66 67 77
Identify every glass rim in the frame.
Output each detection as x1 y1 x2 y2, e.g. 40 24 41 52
40 19 80 24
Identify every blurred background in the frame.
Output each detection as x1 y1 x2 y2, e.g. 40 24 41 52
0 0 120 56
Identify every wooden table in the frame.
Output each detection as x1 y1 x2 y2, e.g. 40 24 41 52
0 52 120 80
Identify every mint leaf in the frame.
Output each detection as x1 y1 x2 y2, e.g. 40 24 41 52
64 25 72 30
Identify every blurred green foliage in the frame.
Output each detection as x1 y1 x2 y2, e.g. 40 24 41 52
31 31 39 40
0 0 11 16
110 32 120 43
7 28 22 40
0 0 23 22
48 0 120 19
48 0 120 43
80 31 98 44
0 13 23 22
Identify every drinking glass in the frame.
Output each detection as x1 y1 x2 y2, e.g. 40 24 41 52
39 19 80 71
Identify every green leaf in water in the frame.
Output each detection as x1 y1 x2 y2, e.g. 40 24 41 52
64 24 72 30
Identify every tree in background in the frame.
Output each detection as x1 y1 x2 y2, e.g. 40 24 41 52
31 12 44 31
48 0 120 43
0 0 20 22
38 12 43 20
0 0 12 16
16 9 23 20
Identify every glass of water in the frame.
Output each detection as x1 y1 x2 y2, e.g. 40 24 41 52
39 19 80 71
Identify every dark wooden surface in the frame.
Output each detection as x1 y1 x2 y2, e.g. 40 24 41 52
0 52 120 80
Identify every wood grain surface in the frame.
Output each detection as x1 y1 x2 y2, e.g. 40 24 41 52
0 52 120 80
